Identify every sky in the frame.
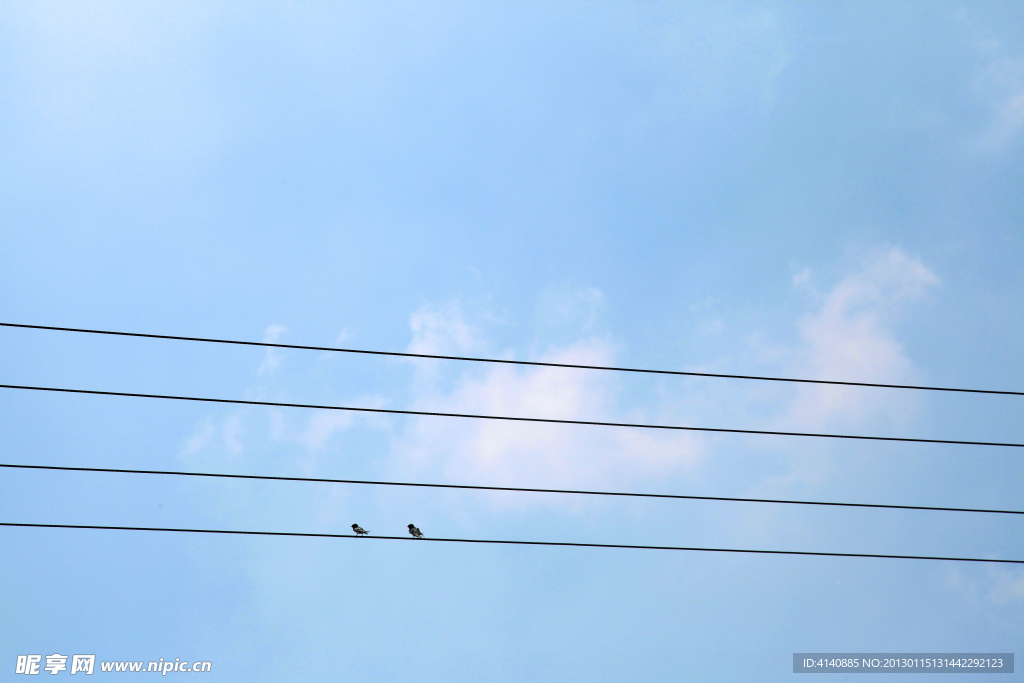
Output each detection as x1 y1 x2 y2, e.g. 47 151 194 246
1 1 1022 680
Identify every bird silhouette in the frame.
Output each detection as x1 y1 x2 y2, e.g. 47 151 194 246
351 524 369 536
407 524 424 539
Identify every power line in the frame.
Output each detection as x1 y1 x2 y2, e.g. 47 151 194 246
3 383 1022 448
4 462 1022 516
3 322 1020 396
1 522 1019 564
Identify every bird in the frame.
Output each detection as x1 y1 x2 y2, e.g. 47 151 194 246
351 524 369 536
407 523 424 539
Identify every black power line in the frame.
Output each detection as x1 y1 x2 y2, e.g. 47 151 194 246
3 383 1022 448
1 522 1019 564
3 322 1020 396
4 462 1021 516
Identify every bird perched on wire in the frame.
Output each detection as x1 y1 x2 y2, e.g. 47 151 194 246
407 524 424 539
351 524 369 536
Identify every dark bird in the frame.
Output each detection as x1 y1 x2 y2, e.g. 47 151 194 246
407 523 424 539
351 524 369 536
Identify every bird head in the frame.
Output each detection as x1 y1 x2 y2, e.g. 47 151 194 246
408 524 415 529
351 524 359 529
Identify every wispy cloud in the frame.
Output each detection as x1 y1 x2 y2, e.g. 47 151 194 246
178 397 388 472
178 412 245 464
182 418 215 455
222 412 245 457
535 286 607 336
744 248 941 497
407 302 483 356
983 84 1024 150
291 396 390 472
973 47 1024 151
390 297 702 503
258 323 287 374
944 566 1024 606
179 252 940 511
389 251 939 509
782 248 939 432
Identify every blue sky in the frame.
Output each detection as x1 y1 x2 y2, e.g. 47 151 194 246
1 1 1022 680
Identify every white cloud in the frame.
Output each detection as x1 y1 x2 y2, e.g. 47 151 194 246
182 418 215 455
300 412 353 453
760 51 793 108
985 87 1024 149
791 267 812 288
180 412 246 462
222 412 245 457
263 324 288 342
389 253 937 508
390 300 702 505
781 248 939 432
408 302 482 356
181 253 939 512
535 286 607 335
258 323 288 374
988 568 1024 604
944 566 1024 606
290 397 390 471
403 301 498 393
974 51 1024 151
